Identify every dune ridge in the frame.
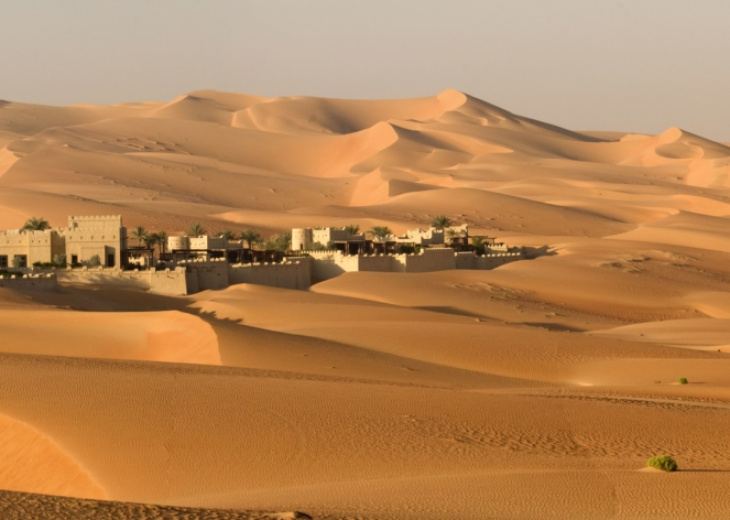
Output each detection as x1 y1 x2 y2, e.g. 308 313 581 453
2 88 729 235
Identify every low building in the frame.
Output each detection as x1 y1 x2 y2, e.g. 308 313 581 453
0 229 64 268
167 234 251 263
63 215 125 268
394 227 445 246
292 227 366 251
0 215 124 269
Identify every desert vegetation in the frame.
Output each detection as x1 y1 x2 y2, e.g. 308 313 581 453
646 455 678 472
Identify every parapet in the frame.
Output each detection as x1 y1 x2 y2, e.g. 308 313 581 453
68 215 123 228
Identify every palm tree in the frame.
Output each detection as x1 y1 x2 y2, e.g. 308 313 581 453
217 230 236 241
153 231 168 257
431 215 452 231
188 223 206 238
239 229 262 250
142 233 158 250
344 224 360 236
369 226 393 242
471 236 485 255
132 225 149 247
22 217 50 231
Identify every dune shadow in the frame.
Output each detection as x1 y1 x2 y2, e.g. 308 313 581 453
189 308 244 326
522 245 558 259
678 469 730 473
522 322 585 332
415 305 489 320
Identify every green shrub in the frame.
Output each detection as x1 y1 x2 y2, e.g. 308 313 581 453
678 377 688 385
87 254 101 267
647 455 678 472
52 253 67 267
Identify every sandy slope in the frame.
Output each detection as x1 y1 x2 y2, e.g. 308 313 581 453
2 90 730 518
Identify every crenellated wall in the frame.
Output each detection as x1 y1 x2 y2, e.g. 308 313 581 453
475 252 523 269
398 248 456 273
358 254 395 272
1 216 526 295
56 266 188 295
177 258 229 291
0 273 56 292
229 258 312 290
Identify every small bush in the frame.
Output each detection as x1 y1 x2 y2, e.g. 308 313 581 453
647 455 678 472
52 253 67 267
678 377 688 385
87 254 101 267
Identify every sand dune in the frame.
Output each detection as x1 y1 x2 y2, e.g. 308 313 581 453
2 90 730 518
2 88 729 235
0 413 105 499
0 300 220 364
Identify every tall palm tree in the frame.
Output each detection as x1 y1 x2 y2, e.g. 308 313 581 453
471 236 485 256
217 230 236 241
239 229 261 250
153 231 168 256
142 233 159 263
22 217 50 231
188 223 206 237
431 215 452 231
142 233 158 250
344 224 360 235
132 225 148 247
369 226 393 242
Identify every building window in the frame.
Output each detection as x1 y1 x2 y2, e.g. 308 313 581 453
0 255 7 268
71 255 78 265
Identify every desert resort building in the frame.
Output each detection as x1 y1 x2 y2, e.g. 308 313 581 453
0 216 524 295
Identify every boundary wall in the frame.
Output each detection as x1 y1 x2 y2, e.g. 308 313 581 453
43 258 312 295
0 273 56 292
56 266 188 295
179 257 312 292
11 250 523 295
228 258 311 290
306 249 524 281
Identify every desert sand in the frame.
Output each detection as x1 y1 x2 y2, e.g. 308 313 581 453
1 90 730 518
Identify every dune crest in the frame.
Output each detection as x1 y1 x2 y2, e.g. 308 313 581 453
1 88 729 235
0 412 106 499
0 309 221 365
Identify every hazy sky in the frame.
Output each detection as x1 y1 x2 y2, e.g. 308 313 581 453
2 0 728 140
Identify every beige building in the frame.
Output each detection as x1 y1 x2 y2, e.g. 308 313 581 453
0 229 64 268
0 215 125 269
64 216 125 268
292 227 366 250
394 227 445 246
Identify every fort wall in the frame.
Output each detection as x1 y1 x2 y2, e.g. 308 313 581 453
178 258 229 292
400 248 456 273
358 254 394 272
56 266 188 295
0 273 56 292
228 258 311 290
475 252 523 269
